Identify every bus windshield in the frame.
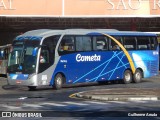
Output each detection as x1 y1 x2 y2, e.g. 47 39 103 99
8 40 40 74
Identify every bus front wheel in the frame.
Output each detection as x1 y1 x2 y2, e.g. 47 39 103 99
133 69 142 83
53 73 63 90
123 70 132 84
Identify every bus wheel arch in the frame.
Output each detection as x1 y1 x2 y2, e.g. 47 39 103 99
133 68 143 83
53 72 66 90
123 69 133 84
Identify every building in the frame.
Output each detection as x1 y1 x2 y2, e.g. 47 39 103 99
0 0 160 45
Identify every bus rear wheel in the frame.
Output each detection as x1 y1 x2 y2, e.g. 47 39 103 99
53 73 64 90
133 69 142 83
123 70 132 84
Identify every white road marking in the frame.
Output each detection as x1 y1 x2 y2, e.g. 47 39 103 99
23 104 42 108
42 102 67 107
84 101 108 105
2 105 21 109
108 101 128 104
63 101 88 106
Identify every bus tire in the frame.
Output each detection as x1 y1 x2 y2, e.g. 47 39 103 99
133 69 142 83
53 73 63 90
28 86 36 91
123 70 132 84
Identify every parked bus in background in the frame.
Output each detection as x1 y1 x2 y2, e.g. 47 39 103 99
7 29 159 90
0 44 12 76
158 33 160 70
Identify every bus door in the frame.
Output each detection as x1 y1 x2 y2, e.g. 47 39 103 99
38 36 59 85
38 35 60 73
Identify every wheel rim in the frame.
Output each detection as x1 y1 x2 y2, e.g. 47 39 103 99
56 77 62 86
125 73 131 81
135 72 141 81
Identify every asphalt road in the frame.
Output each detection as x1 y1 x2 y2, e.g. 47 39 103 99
0 75 160 119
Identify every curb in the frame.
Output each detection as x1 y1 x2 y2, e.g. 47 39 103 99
75 93 160 101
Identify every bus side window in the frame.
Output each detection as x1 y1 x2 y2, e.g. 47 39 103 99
150 37 158 50
76 36 92 51
58 36 75 55
40 50 49 64
0 48 9 60
0 50 4 59
109 36 122 51
123 37 136 50
38 48 50 73
137 37 150 50
93 36 108 51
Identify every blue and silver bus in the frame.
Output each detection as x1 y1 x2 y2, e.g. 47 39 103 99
7 29 159 90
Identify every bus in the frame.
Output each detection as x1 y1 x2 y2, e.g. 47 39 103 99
0 44 12 75
7 29 159 90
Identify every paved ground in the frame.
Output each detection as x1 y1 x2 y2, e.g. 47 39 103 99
73 74 160 101
75 88 160 101
1 73 160 101
0 74 160 119
0 77 9 94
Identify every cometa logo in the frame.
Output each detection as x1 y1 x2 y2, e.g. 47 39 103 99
76 54 101 62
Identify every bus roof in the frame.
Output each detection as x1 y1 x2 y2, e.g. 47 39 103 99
0 44 12 49
15 29 157 40
146 32 160 34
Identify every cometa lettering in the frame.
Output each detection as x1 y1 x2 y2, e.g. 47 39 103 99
76 54 101 62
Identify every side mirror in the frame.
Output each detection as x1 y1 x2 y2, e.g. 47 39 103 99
32 47 38 56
